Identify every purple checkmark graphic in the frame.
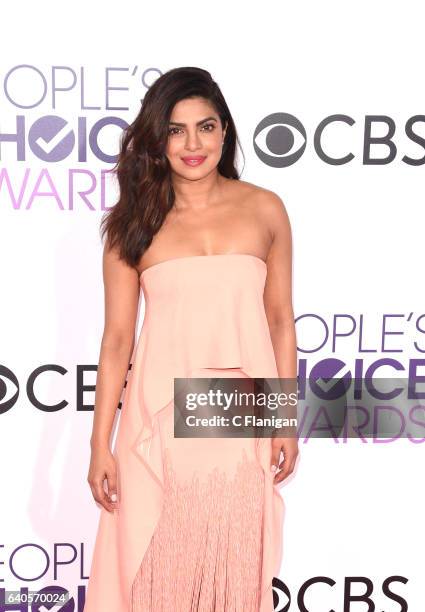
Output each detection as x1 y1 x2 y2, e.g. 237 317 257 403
28 115 75 162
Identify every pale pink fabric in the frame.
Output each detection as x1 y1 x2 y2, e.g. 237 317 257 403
83 254 284 612
131 368 265 611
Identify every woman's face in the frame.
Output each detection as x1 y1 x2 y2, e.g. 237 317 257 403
165 97 227 179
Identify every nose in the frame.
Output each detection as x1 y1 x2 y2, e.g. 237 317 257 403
184 129 202 151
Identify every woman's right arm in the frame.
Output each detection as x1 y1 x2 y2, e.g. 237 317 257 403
87 242 141 512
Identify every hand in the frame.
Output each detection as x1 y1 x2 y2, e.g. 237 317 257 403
87 445 119 512
271 436 299 485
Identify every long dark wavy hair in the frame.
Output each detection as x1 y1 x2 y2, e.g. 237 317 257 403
100 66 245 269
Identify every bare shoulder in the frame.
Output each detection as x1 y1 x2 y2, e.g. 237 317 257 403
224 177 259 203
236 180 290 237
255 187 289 230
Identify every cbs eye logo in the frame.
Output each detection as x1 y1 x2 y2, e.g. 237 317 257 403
0 365 19 415
253 113 307 168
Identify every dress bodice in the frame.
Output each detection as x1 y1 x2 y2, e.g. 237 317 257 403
131 252 279 463
138 253 277 380
139 252 266 294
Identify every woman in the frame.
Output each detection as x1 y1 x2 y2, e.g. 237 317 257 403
84 66 298 612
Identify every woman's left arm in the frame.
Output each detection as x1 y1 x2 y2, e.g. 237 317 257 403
261 190 299 485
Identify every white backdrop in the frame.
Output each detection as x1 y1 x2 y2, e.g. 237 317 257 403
1 1 424 610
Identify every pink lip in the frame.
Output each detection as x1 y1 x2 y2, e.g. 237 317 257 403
181 156 206 166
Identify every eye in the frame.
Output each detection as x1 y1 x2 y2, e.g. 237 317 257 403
168 123 216 136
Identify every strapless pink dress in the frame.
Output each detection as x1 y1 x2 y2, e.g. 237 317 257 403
83 254 284 612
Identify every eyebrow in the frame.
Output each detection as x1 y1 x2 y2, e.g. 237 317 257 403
168 116 218 127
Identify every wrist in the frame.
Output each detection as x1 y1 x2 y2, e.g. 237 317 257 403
90 435 110 450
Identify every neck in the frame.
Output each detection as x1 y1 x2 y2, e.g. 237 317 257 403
172 170 226 212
